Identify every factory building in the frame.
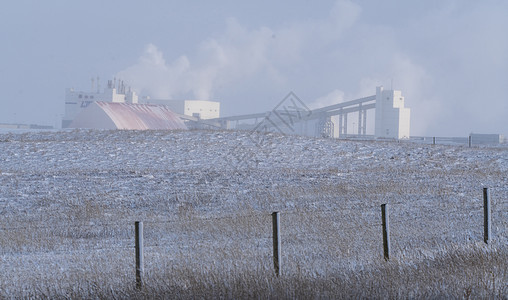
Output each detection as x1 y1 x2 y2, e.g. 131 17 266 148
142 98 220 120
62 78 219 130
63 78 411 138
204 87 411 139
374 86 410 139
63 78 138 128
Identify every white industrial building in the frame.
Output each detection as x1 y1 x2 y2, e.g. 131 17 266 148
63 79 411 138
63 78 139 128
374 87 410 139
142 98 220 120
62 78 220 129
207 87 411 140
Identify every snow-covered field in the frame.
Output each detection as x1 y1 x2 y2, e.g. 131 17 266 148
0 129 506 298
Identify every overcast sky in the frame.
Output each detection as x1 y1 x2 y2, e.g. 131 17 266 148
0 0 506 136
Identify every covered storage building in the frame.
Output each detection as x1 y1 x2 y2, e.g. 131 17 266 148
70 102 187 130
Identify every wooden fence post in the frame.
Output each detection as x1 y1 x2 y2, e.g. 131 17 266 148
135 221 144 289
381 204 390 260
483 188 491 244
272 212 281 276
468 135 472 147
433 137 436 145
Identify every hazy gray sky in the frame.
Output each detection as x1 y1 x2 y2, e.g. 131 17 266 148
1 0 506 136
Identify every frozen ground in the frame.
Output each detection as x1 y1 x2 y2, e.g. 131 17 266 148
1 129 506 217
0 129 506 297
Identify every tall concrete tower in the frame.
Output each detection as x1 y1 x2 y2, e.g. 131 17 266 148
374 86 410 139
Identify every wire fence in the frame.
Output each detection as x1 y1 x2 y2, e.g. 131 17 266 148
0 190 504 254
0 210 488 240
0 187 504 289
1 131 506 296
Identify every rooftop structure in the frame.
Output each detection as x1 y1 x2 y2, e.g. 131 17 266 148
62 78 139 128
142 98 220 120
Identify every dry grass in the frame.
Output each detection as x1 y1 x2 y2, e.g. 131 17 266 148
0 130 506 298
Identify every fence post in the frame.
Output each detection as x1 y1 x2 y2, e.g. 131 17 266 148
381 204 390 260
272 212 281 276
135 221 144 289
483 188 491 244
433 137 436 145
468 135 472 147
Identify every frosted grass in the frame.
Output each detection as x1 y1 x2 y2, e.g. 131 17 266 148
0 129 506 298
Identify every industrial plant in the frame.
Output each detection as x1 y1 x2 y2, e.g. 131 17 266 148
202 86 411 139
63 78 413 139
63 78 221 130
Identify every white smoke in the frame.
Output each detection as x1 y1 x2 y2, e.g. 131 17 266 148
117 19 286 100
309 89 345 109
116 0 508 136
116 0 363 101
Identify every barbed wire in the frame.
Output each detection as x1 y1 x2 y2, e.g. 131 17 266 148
151 210 270 225
0 221 131 232
0 206 492 233
0 244 135 256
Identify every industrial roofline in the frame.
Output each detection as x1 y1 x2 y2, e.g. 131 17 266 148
310 95 375 114
207 94 376 123
175 113 223 128
230 102 376 131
